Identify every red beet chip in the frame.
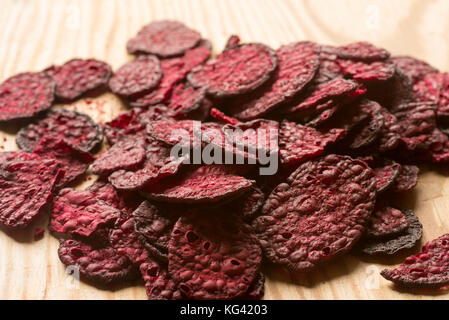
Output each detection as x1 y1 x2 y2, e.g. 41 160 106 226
279 120 346 166
49 188 120 239
16 108 103 153
228 42 320 120
390 165 419 193
361 210 422 255
130 44 211 108
0 158 63 229
45 59 112 101
33 137 93 187
108 138 185 191
391 56 438 85
223 187 265 223
413 73 449 120
376 107 402 153
381 233 449 288
0 151 40 164
140 260 184 300
91 136 146 176
132 201 178 262
426 129 449 163
103 106 169 145
314 46 344 84
147 119 202 147
304 100 341 127
109 55 162 98
252 154 377 272
241 272 265 300
34 228 45 241
337 60 396 83
373 162 401 193
224 35 241 49
188 43 278 98
166 82 206 118
168 214 262 299
127 20 201 57
210 108 240 125
335 41 390 62
0 72 55 122
365 206 410 239
58 239 137 285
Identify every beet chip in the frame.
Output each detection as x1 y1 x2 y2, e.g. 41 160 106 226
221 187 265 223
335 41 390 62
166 82 206 118
127 20 201 57
381 233 449 288
241 272 265 300
337 60 395 83
141 165 254 204
188 43 277 98
360 210 422 255
225 35 241 49
373 162 401 193
279 120 346 166
365 206 410 239
16 108 103 153
0 72 55 121
50 188 120 239
390 165 419 193
0 158 63 229
91 136 146 176
413 73 449 120
109 55 162 98
253 155 377 272
140 260 184 300
168 214 262 299
210 108 241 125
391 56 438 85
228 42 320 120
46 59 112 101
58 239 136 285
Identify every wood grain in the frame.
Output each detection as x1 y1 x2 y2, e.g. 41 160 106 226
1 0 449 300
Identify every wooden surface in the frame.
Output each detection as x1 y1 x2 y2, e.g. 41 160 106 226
1 0 449 300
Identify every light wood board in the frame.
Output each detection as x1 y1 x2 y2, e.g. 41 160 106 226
1 0 449 300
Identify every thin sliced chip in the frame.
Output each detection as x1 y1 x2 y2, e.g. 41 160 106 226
140 260 184 300
373 162 401 193
390 165 419 193
337 60 395 82
366 206 410 239
336 42 390 62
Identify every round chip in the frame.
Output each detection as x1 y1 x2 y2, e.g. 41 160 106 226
390 165 419 193
188 43 278 98
58 239 136 285
46 59 112 101
16 108 103 153
109 55 162 98
252 154 377 272
365 206 410 239
337 60 396 83
167 82 206 118
140 260 184 300
373 162 401 193
413 72 449 120
168 214 262 299
381 233 449 288
391 56 438 84
0 72 55 122
336 41 390 62
127 20 201 57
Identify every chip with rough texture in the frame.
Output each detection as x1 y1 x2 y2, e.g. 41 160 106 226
365 206 410 239
227 42 320 120
147 119 202 147
373 162 401 193
168 214 262 299
109 55 162 98
252 154 377 272
336 42 390 62
58 239 136 285
279 120 346 166
337 60 395 82
103 106 169 145
413 73 449 120
381 233 449 288
127 20 201 57
376 107 402 153
0 158 63 229
50 188 120 239
361 210 422 255
241 272 265 300
220 187 265 223
141 165 254 203
132 201 178 262
390 165 419 193
188 43 277 98
130 44 211 108
91 136 146 176
140 260 184 300
45 59 112 101
16 108 103 153
210 108 241 125
225 35 241 49
108 138 185 191
166 82 206 118
0 72 55 121
391 56 438 85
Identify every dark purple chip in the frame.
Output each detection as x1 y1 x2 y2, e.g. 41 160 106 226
381 233 449 288
335 41 390 62
221 187 265 222
58 239 137 285
360 210 422 255
376 107 402 153
413 72 449 120
188 43 278 98
337 60 396 83
253 154 377 272
224 35 241 49
91 136 146 176
140 260 184 300
109 55 162 98
365 206 410 239
166 82 206 118
0 72 55 122
45 59 112 101
314 46 345 84
147 119 202 147
0 158 63 229
34 228 45 241
127 20 201 57
389 165 419 193
373 162 401 193
16 108 103 153
391 56 438 84
168 214 262 299
240 272 265 300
